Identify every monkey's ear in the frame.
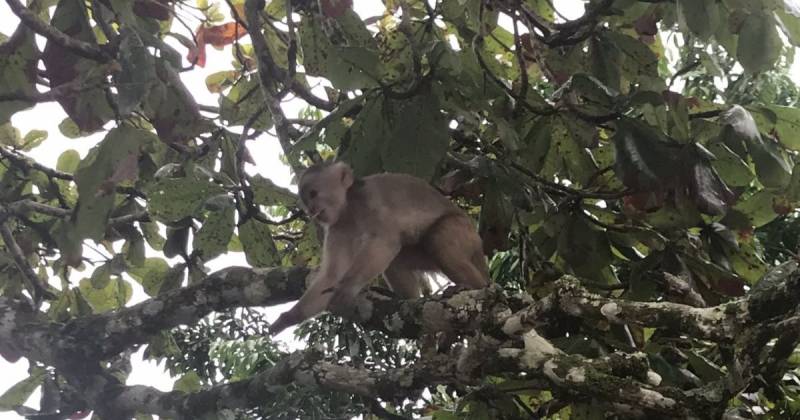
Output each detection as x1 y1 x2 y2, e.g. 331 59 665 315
335 162 354 189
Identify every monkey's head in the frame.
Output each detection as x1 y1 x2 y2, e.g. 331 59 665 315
298 162 354 226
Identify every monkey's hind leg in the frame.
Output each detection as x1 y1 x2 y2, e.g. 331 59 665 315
423 214 490 289
383 246 437 299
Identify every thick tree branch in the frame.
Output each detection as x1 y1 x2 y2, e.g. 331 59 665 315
67 266 310 359
3 264 800 417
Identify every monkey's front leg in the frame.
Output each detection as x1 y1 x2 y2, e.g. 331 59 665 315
269 244 349 335
327 238 402 318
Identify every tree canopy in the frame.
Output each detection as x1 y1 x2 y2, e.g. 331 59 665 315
3 0 800 418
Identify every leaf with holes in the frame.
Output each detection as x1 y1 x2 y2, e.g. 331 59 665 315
146 177 225 222
73 126 153 240
239 219 278 267
193 206 235 261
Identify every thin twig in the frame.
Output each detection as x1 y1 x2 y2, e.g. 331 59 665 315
0 78 109 103
5 199 150 226
0 147 73 180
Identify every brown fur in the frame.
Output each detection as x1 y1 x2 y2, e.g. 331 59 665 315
269 162 489 334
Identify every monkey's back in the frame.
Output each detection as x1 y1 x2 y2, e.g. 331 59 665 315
352 173 463 243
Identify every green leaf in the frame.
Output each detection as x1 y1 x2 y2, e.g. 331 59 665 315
78 276 132 312
686 351 725 382
777 9 800 46
749 139 792 189
219 77 273 131
89 263 112 288
250 175 297 206
57 118 84 139
238 219 278 267
193 207 235 261
145 177 225 222
342 95 386 176
732 190 780 227
613 118 678 190
557 217 614 284
600 31 659 81
552 115 597 186
707 142 754 187
141 221 165 251
730 240 767 283
142 59 211 143
737 12 782 73
749 105 800 151
116 28 156 116
0 369 45 411
205 70 237 93
298 15 378 90
73 125 153 240
129 257 170 296
0 123 20 147
56 149 81 173
0 27 37 124
43 0 114 132
380 93 450 180
20 129 47 151
676 0 720 40
173 372 202 393
377 29 413 84
158 263 187 295
124 230 146 267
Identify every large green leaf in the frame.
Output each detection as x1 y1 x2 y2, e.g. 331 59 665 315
238 219 278 267
129 257 171 296
749 105 800 151
707 142 754 187
736 12 782 73
193 206 235 261
676 0 720 40
381 93 450 180
557 217 615 284
73 125 154 240
78 276 132 312
145 177 225 222
0 27 38 124
219 77 273 131
41 0 114 132
0 368 45 411
250 175 297 207
55 149 81 173
116 28 156 116
298 15 379 90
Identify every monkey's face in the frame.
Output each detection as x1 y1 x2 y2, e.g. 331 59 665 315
299 163 353 226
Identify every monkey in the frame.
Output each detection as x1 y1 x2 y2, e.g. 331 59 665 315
268 161 489 335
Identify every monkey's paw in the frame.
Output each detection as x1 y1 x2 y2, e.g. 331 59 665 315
269 310 300 335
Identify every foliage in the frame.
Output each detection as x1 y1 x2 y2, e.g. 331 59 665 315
3 0 800 418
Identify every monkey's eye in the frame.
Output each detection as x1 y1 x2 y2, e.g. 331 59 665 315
308 189 318 199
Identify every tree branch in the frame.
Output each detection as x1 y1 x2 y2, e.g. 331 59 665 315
5 0 111 62
0 215 55 303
